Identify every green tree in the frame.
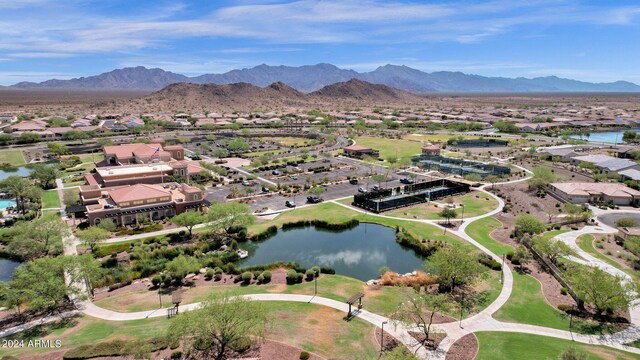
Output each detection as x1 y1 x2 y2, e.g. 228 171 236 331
622 131 637 143
226 138 250 153
438 208 457 224
615 217 637 228
514 245 531 272
96 218 117 232
167 293 268 360
208 202 255 233
77 226 109 253
514 214 545 238
8 214 68 259
64 130 90 143
1 175 42 214
308 186 326 197
47 142 69 158
29 164 58 189
571 267 637 316
391 293 450 345
528 166 557 191
371 174 386 187
8 256 83 312
429 246 483 292
485 175 499 189
533 236 574 265
166 255 200 282
172 211 206 238
17 132 41 143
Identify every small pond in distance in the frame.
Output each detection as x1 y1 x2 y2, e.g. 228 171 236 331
240 223 426 281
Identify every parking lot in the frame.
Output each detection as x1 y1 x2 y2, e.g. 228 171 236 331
204 155 436 213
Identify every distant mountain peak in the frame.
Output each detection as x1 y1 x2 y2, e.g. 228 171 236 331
9 63 640 93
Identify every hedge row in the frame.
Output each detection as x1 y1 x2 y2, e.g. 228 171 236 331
281 219 359 231
395 228 445 257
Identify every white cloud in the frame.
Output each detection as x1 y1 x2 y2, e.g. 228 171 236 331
0 0 638 55
8 52 76 58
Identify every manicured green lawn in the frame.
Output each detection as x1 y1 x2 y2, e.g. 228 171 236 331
0 316 168 357
1 302 382 359
0 149 26 166
353 136 422 162
476 332 639 360
494 272 615 334
94 274 414 316
465 217 514 256
259 136 312 147
42 189 61 209
576 234 639 282
386 192 498 221
404 133 483 143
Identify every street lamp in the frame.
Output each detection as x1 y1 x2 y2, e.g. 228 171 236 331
460 204 465 223
500 253 506 284
380 321 388 353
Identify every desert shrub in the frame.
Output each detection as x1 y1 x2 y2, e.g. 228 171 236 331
305 269 315 281
249 225 277 241
478 253 501 270
286 269 303 284
241 272 252 284
379 270 438 287
300 351 310 360
262 271 272 283
205 269 214 280
152 275 163 287
560 287 568 295
311 266 321 277
257 274 265 283
108 279 132 291
170 351 182 359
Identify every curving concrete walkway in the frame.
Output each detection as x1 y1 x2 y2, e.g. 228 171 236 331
6 163 640 359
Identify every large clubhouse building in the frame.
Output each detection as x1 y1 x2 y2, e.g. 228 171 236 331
74 143 209 225
103 143 185 165
81 182 206 226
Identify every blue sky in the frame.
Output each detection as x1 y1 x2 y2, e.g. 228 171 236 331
1 0 639 85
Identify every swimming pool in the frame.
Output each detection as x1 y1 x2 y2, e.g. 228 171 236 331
0 199 16 210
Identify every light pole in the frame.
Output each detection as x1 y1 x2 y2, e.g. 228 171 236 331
159 291 162 308
460 204 465 223
459 292 464 328
314 275 318 295
380 321 388 353
500 253 505 284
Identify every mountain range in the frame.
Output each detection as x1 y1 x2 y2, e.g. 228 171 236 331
10 63 640 93
112 79 423 113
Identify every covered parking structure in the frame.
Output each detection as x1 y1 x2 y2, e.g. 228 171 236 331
411 154 511 178
352 179 470 213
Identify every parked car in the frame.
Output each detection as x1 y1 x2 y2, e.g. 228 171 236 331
307 196 323 204
242 181 251 186
400 178 414 184
272 170 281 175
349 178 358 185
285 200 296 208
262 186 270 193
358 187 367 193
290 175 299 180
372 185 380 191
